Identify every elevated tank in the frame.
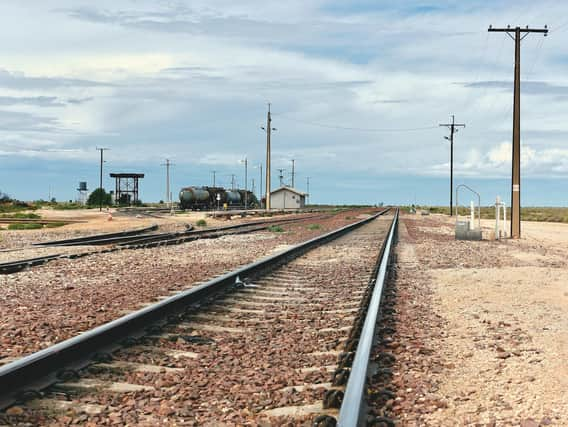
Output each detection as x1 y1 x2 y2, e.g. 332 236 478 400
179 187 210 205
226 191 241 204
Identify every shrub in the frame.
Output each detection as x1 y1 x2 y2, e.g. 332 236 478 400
196 219 207 227
268 225 284 232
307 224 321 230
44 222 67 228
11 213 41 219
52 202 84 210
87 188 113 207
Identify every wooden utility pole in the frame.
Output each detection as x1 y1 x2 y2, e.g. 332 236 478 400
291 159 295 188
265 104 273 210
439 115 465 216
211 170 217 187
241 157 248 210
161 159 174 208
257 163 263 200
488 25 548 238
96 147 108 211
306 176 310 205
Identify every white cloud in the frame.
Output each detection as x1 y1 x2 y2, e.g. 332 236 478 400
0 0 567 202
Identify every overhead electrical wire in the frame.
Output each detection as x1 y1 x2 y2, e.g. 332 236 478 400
272 114 438 132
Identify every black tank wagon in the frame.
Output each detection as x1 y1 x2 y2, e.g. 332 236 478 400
179 186 259 210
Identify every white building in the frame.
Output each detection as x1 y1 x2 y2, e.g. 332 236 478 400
270 186 307 210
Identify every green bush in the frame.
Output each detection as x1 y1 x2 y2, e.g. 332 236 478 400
8 223 43 230
307 224 321 230
44 222 67 228
4 213 41 219
87 188 113 207
52 202 84 210
196 219 207 227
268 225 284 232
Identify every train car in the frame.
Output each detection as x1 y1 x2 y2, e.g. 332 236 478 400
179 186 259 210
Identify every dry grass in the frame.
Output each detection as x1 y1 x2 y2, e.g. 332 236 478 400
416 206 568 223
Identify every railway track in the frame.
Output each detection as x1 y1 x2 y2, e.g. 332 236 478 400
0 209 398 425
0 213 330 275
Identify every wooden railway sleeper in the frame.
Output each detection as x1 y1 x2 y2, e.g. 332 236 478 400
15 390 42 403
312 414 337 427
368 387 396 407
56 369 80 382
369 416 396 427
374 351 396 367
373 367 393 383
337 351 354 369
323 389 344 409
92 352 113 363
331 367 350 386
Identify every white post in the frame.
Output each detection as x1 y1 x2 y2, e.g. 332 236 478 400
503 203 507 238
495 196 501 239
470 201 475 230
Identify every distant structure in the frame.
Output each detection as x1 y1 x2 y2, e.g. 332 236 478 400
76 181 88 205
270 186 306 210
110 173 144 205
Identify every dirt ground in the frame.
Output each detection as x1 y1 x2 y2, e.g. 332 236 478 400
391 213 567 426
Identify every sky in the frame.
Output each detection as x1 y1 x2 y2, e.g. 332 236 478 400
0 1 567 206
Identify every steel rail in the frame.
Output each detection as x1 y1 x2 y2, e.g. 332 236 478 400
337 208 398 427
0 254 63 275
0 214 332 275
0 209 389 410
33 224 159 246
37 214 325 247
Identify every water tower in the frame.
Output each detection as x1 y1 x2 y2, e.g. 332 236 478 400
77 181 88 205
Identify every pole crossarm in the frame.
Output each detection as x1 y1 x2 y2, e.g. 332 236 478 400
488 26 548 34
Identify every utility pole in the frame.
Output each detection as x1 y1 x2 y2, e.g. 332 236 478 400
231 174 236 191
488 25 548 238
256 163 263 201
251 178 255 197
277 168 286 187
211 170 217 187
439 115 465 216
291 159 295 188
96 147 108 212
306 176 310 205
261 104 276 210
161 159 174 208
241 157 248 210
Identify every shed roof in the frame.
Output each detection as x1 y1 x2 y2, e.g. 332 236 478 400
270 186 307 196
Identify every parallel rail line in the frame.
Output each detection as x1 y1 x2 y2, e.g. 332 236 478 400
0 214 329 275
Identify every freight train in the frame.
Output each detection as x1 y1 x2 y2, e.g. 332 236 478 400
179 186 260 210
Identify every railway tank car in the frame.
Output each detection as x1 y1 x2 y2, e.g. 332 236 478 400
179 186 259 210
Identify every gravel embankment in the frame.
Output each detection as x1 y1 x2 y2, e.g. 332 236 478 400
0 210 374 361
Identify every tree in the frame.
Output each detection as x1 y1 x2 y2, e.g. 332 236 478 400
87 188 112 207
0 190 10 202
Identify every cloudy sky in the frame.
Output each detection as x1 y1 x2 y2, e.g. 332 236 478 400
0 0 567 206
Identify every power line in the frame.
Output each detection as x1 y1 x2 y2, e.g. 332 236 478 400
272 114 438 132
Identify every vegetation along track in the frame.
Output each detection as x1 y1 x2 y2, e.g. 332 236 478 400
0 209 398 425
0 214 329 275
